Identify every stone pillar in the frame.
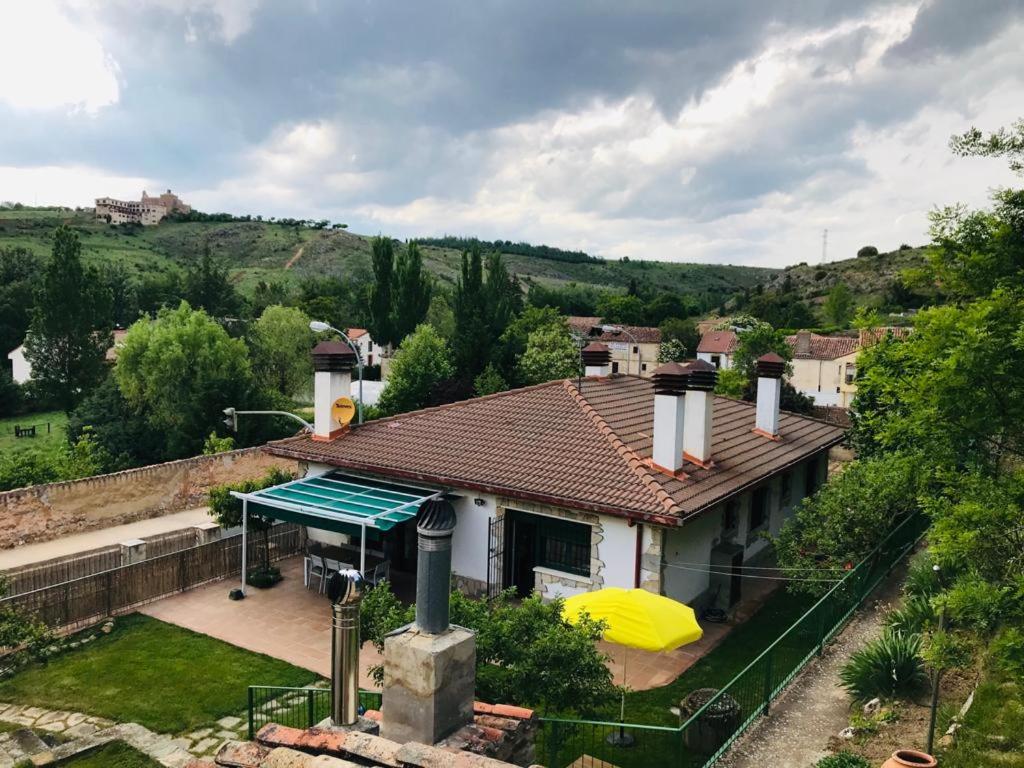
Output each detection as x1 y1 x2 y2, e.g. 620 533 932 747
119 538 147 565
193 522 222 546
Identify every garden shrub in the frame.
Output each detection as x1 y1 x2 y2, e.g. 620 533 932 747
840 630 926 701
921 629 973 672
942 576 1008 634
990 626 1024 678
903 550 941 599
885 596 935 635
816 752 871 768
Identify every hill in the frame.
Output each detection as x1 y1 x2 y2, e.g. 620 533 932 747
0 208 775 305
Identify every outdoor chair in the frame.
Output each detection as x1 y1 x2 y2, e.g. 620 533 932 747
321 557 353 593
364 560 390 588
306 554 328 592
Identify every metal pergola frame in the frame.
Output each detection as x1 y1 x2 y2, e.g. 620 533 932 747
230 471 443 595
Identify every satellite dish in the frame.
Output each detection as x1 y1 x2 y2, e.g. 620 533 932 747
332 396 356 428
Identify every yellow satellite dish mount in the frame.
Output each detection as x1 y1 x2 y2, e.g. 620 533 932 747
331 396 357 428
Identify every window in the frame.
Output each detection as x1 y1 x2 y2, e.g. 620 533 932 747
711 355 721 368
845 363 856 385
722 499 739 536
781 472 792 505
537 516 591 576
612 361 620 373
632 345 639 354
750 486 770 532
805 456 824 496
641 363 648 372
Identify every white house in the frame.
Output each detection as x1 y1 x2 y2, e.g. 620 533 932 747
6 330 127 384
346 328 383 368
696 330 738 370
238 342 843 614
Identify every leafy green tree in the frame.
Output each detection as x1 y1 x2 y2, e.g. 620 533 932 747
183 245 243 317
731 319 792 381
67 374 164 471
857 245 879 258
474 363 508 396
645 293 692 326
98 262 140 328
251 280 293 316
0 246 42 354
596 293 645 325
452 246 489 379
0 450 60 492
494 305 565 385
950 118 1024 174
714 368 747 398
823 282 855 327
369 236 396 347
250 305 314 399
658 338 687 363
115 302 254 458
483 251 522 340
519 324 579 384
425 292 455 339
378 324 455 415
24 226 111 410
209 467 294 572
392 242 432 343
659 317 700 357
0 372 21 418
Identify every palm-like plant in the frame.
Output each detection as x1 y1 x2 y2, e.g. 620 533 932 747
840 630 927 701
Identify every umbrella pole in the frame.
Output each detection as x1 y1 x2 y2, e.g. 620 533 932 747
607 647 635 747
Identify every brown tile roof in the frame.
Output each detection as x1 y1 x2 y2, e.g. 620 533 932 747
266 375 844 524
785 333 860 360
566 316 662 344
696 330 738 354
858 326 912 346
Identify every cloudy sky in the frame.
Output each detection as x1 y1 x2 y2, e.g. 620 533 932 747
1 1 1023 267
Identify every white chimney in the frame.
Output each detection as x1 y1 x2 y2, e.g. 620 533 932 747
650 362 689 473
754 353 785 438
581 342 612 376
312 341 356 441
683 360 717 466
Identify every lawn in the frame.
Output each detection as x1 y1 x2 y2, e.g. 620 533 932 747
63 741 161 768
0 613 317 734
940 669 1024 768
0 410 67 457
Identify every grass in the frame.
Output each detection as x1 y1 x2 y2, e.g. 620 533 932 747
0 613 317 734
62 741 161 767
0 410 67 457
940 670 1024 768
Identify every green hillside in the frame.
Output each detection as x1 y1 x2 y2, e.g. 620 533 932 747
0 207 775 302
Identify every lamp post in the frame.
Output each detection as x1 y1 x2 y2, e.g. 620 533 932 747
600 324 639 375
310 320 364 425
221 407 312 433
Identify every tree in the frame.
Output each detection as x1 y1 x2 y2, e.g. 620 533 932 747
392 242 432 344
0 246 42 355
483 251 522 340
950 118 1024 174
452 246 489 379
209 467 294 574
114 302 254 458
24 226 111 410
98 262 140 328
857 245 879 258
645 293 693 326
474 363 508 396
658 338 687 363
660 317 700 357
183 244 243 317
425 292 455 339
519 324 579 384
494 305 565 385
250 305 314 399
377 324 455 415
0 372 21 418
596 294 645 326
369 236 396 347
67 374 164 471
822 282 855 327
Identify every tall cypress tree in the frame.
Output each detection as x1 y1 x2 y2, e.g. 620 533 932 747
25 226 112 410
392 241 432 343
369 236 395 347
453 245 488 377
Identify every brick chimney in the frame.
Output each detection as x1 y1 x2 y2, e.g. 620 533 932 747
795 330 811 357
650 362 689 473
312 341 356 441
754 353 785 438
581 342 612 377
682 359 717 466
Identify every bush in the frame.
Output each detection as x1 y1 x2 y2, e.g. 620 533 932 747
816 753 871 768
942 577 1008 633
857 245 879 258
990 626 1024 678
840 630 926 701
885 596 935 635
246 566 282 589
903 551 941 599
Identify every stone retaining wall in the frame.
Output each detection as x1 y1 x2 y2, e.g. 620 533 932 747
0 447 295 550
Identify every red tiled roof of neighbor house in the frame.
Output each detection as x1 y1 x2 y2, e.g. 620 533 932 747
347 327 369 339
696 330 738 354
858 326 912 346
566 316 662 344
265 374 844 524
785 333 860 360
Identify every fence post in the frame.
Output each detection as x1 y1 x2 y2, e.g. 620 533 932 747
762 649 774 716
817 603 827 656
105 570 113 617
179 549 188 593
248 688 255 741
307 689 315 728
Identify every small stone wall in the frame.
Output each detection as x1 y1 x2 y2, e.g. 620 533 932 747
0 447 296 550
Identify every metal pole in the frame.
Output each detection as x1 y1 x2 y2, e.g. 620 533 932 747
360 523 366 575
329 571 364 726
241 499 248 596
926 606 947 755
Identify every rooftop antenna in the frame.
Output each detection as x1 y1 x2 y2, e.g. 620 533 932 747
822 229 828 263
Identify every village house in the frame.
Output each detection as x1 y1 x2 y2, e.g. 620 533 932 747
346 328 383 368
785 330 861 408
240 342 844 614
696 330 738 370
6 329 127 385
566 316 661 376
94 189 190 226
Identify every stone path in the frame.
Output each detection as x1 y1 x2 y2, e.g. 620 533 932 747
0 702 251 767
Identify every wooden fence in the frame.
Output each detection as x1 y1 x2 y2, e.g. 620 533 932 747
0 524 302 631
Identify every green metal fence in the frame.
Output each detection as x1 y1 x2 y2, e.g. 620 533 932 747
247 686 383 739
536 511 928 768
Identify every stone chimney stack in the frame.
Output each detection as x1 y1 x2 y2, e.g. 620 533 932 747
682 359 717 466
754 353 786 438
650 362 689 473
581 342 612 377
312 341 356 441
795 330 811 357
382 498 476 746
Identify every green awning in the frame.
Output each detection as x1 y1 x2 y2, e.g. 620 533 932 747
231 472 442 536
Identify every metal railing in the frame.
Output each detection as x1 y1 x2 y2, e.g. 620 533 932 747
247 686 383 739
535 511 929 768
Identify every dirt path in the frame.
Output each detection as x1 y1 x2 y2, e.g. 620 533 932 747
284 244 304 269
718 565 907 768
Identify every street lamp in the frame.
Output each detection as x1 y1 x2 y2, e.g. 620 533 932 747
309 320 364 425
222 407 312 432
600 324 639 375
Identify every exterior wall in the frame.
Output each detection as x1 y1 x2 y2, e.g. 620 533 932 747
696 351 733 370
450 493 495 595
663 508 722 605
7 345 30 384
95 191 186 226
0 447 297 550
790 351 859 407
606 341 660 376
351 333 383 368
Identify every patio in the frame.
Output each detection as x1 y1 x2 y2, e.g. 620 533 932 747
141 554 780 693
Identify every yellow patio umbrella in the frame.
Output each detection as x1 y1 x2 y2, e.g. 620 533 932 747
562 588 703 746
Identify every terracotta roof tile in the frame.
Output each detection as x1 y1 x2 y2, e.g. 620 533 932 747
696 330 738 354
785 333 859 360
267 375 845 523
566 316 662 343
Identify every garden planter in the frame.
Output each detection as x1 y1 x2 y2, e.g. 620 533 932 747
881 749 937 768
681 688 741 755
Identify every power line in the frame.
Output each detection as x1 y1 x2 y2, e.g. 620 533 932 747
664 560 850 572
661 562 843 584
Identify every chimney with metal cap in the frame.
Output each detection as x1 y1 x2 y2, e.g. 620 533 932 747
755 353 786 438
327 569 364 726
312 340 356 440
581 342 612 377
415 498 456 634
683 359 717 465
651 362 689 473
